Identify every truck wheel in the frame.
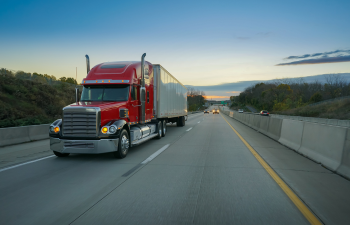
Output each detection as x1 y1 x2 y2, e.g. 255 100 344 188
177 116 185 127
156 121 162 139
53 151 70 157
161 120 167 137
113 129 129 159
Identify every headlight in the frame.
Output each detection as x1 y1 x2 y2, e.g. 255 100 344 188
50 126 55 133
109 126 117 134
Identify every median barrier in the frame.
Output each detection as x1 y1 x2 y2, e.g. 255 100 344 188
338 120 350 127
251 115 261 131
278 119 304 151
336 128 350 179
0 124 50 147
28 124 50 141
266 117 283 141
258 116 270 135
327 119 338 126
299 122 347 171
0 126 31 147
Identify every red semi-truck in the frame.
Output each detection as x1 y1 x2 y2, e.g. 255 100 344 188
49 53 187 158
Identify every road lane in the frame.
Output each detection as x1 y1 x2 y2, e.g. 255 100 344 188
70 112 308 225
0 113 204 225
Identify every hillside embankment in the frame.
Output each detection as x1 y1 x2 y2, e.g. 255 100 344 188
0 72 78 128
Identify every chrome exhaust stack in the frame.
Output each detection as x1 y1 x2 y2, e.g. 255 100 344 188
75 87 79 104
140 53 146 124
85 54 90 74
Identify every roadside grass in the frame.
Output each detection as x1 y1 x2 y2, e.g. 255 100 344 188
273 99 350 120
0 74 78 128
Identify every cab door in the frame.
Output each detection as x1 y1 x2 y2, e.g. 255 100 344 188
129 85 140 124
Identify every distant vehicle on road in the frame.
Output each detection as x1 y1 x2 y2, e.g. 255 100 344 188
204 110 209 114
259 110 269 116
213 109 219 114
238 109 244 113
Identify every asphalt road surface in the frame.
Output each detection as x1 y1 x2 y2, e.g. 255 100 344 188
1 108 350 225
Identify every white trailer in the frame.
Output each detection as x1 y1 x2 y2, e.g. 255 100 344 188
152 64 187 119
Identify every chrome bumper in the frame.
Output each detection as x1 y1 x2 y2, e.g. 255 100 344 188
50 137 119 154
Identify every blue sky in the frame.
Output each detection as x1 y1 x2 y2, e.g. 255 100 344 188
1 0 349 99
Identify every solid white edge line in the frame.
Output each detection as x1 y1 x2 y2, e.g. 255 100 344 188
141 144 170 164
186 127 193 131
0 155 55 173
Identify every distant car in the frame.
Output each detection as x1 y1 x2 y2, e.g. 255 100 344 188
213 109 219 114
238 109 244 113
204 110 209 114
260 110 269 116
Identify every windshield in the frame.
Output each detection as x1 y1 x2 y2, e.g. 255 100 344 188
80 85 130 102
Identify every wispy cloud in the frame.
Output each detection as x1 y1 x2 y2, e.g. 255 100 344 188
277 49 350 66
277 55 350 66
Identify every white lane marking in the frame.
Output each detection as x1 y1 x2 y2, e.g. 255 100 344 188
0 155 55 173
186 127 193 131
141 144 170 164
198 121 201 123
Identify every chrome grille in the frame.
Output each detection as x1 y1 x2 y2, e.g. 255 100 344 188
63 108 98 137
64 142 94 148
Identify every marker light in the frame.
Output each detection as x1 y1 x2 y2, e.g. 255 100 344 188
102 127 108 134
54 126 60 133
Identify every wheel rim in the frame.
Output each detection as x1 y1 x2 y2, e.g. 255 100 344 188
121 135 129 153
159 123 162 136
163 122 166 134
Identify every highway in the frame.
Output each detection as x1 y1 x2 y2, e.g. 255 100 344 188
1 107 350 225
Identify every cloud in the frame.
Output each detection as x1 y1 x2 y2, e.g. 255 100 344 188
284 49 350 60
276 55 350 66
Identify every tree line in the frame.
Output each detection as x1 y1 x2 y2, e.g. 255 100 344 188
187 87 206 111
0 68 78 85
231 74 350 112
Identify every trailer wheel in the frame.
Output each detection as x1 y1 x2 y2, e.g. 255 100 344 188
161 120 167 137
53 151 70 157
155 121 162 139
113 129 129 159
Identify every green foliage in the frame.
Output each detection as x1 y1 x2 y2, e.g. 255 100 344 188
0 73 78 128
232 75 350 113
187 94 206 111
310 92 322 103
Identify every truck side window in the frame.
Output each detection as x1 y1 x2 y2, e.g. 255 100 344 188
147 91 149 103
131 86 138 100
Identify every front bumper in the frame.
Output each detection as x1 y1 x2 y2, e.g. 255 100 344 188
50 137 119 154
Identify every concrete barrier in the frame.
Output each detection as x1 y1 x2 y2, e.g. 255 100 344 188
266 117 283 141
336 128 350 179
28 125 50 141
299 122 347 171
278 119 304 151
251 115 261 130
0 124 50 147
258 116 270 135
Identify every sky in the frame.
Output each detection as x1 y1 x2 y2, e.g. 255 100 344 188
1 0 349 100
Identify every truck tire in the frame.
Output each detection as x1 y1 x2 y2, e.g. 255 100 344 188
113 129 130 159
155 121 162 139
53 151 70 157
177 116 185 127
161 120 167 137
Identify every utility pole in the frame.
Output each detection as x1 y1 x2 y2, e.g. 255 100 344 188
76 67 77 84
